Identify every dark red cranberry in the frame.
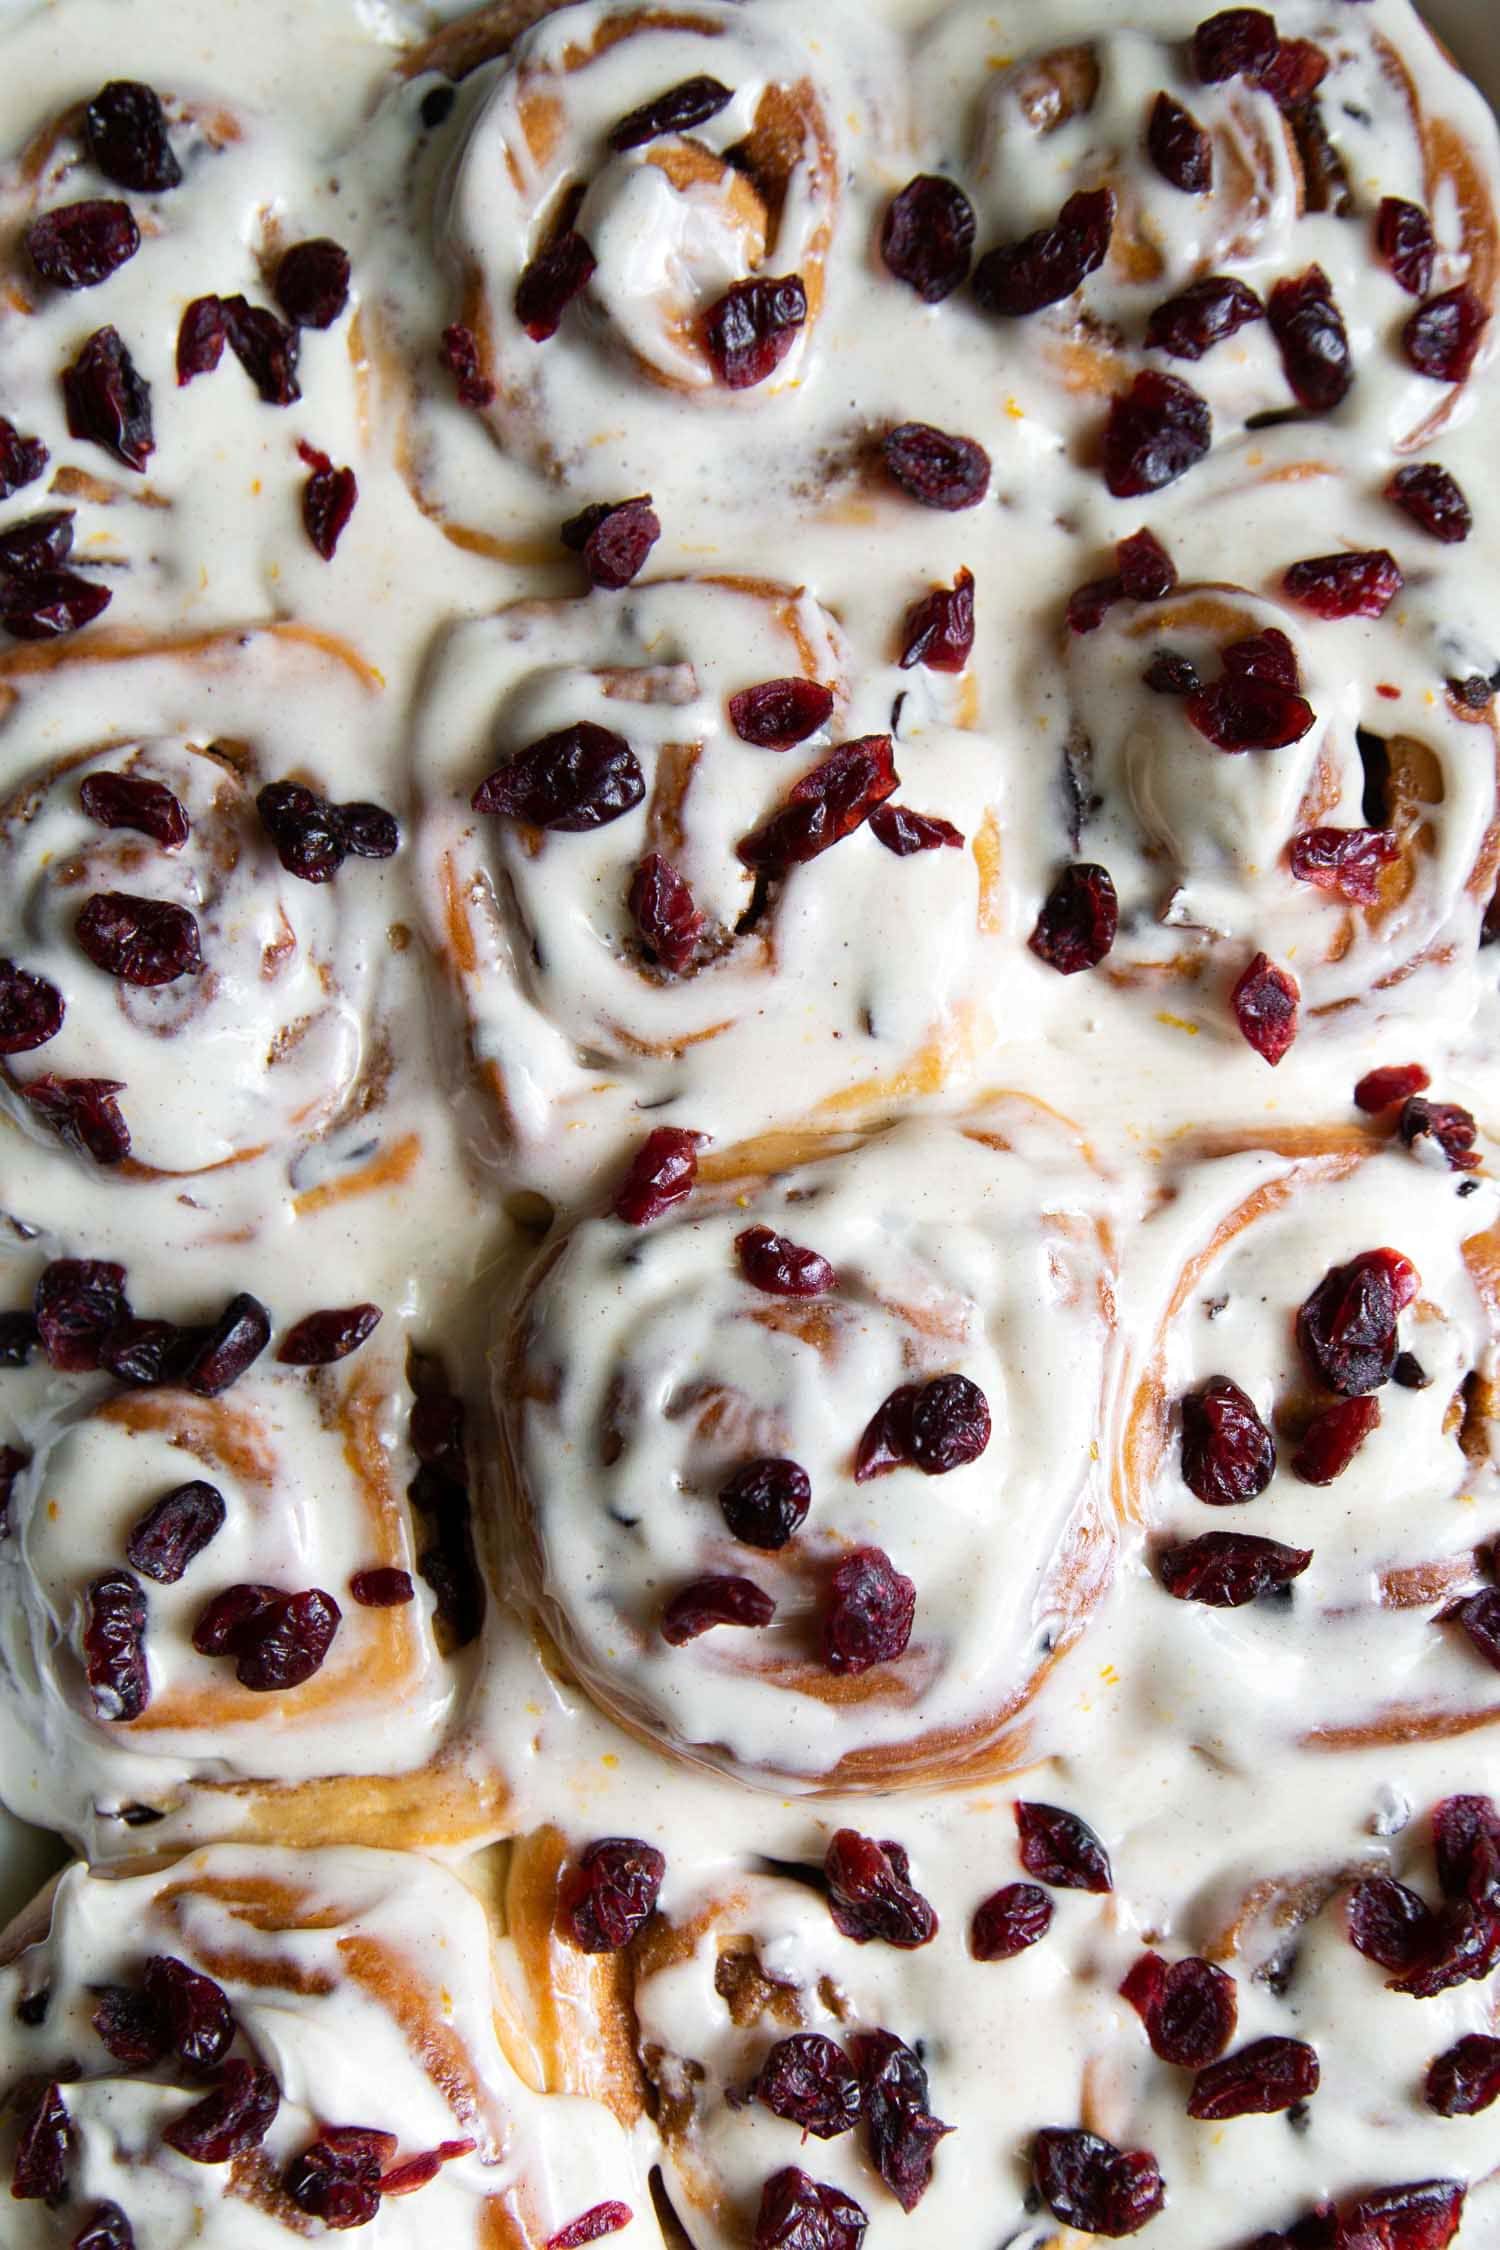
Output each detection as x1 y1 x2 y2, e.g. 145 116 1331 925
340 801 399 861
126 1480 226 1583
1033 2127 1165 2238
1015 1802 1112 1893
869 804 964 855
546 2203 635 2250
754 2169 867 2250
0 506 74 575
899 567 974 671
561 1837 665 1952
729 676 834 748
1231 951 1299 1064
350 1566 414 1606
719 1458 811 1549
972 187 1114 317
284 2127 392 2230
1188 2036 1320 2119
62 326 154 469
1296 1248 1418 1395
221 296 301 405
1290 826 1399 905
72 2201 135 2249
163 2059 280 2164
1439 1590 1500 1671
0 959 64 1053
1145 273 1264 361
83 1569 150 1719
1284 550 1403 620
560 495 660 590
824 1830 937 1947
1067 576 1119 635
661 1573 775 1645
1224 628 1300 687
1335 2182 1464 2250
751 2035 862 2138
440 322 494 407
1394 1352 1431 1392
299 444 358 561
1291 1393 1380 1484
1257 38 1329 109
608 73 732 150
1376 198 1436 298
472 722 644 830
1028 862 1118 973
1387 462 1472 544
738 736 898 870
882 421 991 510
1117 528 1177 601
1148 92 1213 193
629 853 701 973
1399 1095 1479 1171
193 1582 340 1689
970 1881 1053 1960
277 1304 382 1365
1180 1377 1276 1505
144 1953 233 2072
515 219 599 342
77 890 201 985
1159 1531 1311 1605
93 1983 168 2068
1432 1795 1500 1910
1392 1904 1500 1996
0 417 47 495
35 1258 130 1370
1425 2034 1500 2116
1121 1952 1237 2065
177 295 226 384
855 1373 990 1479
192 1583 279 1656
1145 650 1201 694
704 274 806 388
85 81 181 191
848 2029 951 2213
735 1224 833 1297
178 1292 271 1395
80 770 189 850
1102 370 1211 496
1188 673 1315 752
1268 266 1353 412
824 1546 915 1674
27 200 139 289
881 175 976 303
1405 287 1489 384
1193 9 1278 81
25 1074 132 1165
375 2134 474 2199
612 1125 702 1224
274 238 350 329
1347 1874 1439 1973
99 1316 205 1387
0 566 111 640
12 2080 71 2203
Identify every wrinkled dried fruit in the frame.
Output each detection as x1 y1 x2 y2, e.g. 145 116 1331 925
178 1292 272 1395
562 1836 665 1952
144 1952 233 2072
849 2029 951 2212
1268 265 1353 413
25 1074 132 1165
222 296 301 405
899 568 974 671
881 175 976 303
1391 1903 1500 1997
547 2203 635 2250
752 2035 862 2138
869 804 964 855
1405 287 1489 384
126 1480 226 1583
882 421 990 510
274 237 351 329
177 294 226 384
1102 370 1211 496
1145 273 1264 359
0 418 48 495
729 676 834 749
1284 550 1403 620
1180 1376 1277 1505
1224 629 1300 687
1148 92 1213 193
1193 9 1278 82
719 1457 811 1549
284 2126 392 2230
27 199 139 289
972 188 1114 317
612 1125 702 1224
72 2200 135 2249
63 325 154 469
1187 2036 1320 2119
77 890 202 985
1375 196 1435 296
83 1569 150 1719
36 1257 130 1370
80 770 190 849
1015 1802 1113 1893
608 74 733 151
1029 862 1118 973
704 274 806 388
560 495 660 590
1388 463 1471 544
1257 37 1328 109
661 1573 775 1645
277 1304 382 1365
163 2059 280 2164
1117 528 1177 601
93 1982 168 2067
193 1581 339 1690
628 852 702 973
1356 1062 1430 1114
1033 2127 1165 2238
258 780 397 881
12 2080 71 2202
1121 1952 1237 2065
350 1566 414 1607
85 80 181 191
1290 826 1399 905
736 1224 834 1298
970 1881 1053 1960
1337 2181 1464 2249
300 444 358 561
1159 1531 1312 1606
754 2169 868 2250
1291 1393 1380 1484
824 1830 937 1947
1425 2034 1500 2116
1399 1096 1479 1172
440 322 494 407
1348 1873 1439 1973
1439 1590 1500 1672
855 1373 990 1479
824 1546 915 1674
1189 673 1316 753
0 958 64 1054
1296 1248 1418 1395
0 508 75 576
1231 951 1299 1064
738 737 897 870
0 566 111 640
473 722 644 830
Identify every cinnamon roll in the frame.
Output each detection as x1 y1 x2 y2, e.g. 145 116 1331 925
497 1103 1117 1789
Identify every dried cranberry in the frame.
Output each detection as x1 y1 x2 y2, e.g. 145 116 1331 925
341 801 400 861
0 567 111 639
77 890 201 985
561 1837 665 1952
1188 2036 1320 2119
1433 1792 1496 1910
754 2169 867 2250
35 1258 130 1370
178 1292 271 1395
1257 39 1330 109
1033 2127 1165 2238
440 322 494 407
27 199 139 290
661 1573 774 1644
738 737 897 870
164 2059 280 2164
735 1224 833 1297
1387 463 1472 544
1290 826 1399 905
1117 528 1177 601
546 2204 635 2250
62 326 154 469
870 805 963 854
1284 550 1403 620
1188 673 1316 753
93 1983 168 2068
1392 1904 1500 1996
1224 629 1300 687
0 959 64 1053
719 1458 811 1549
274 238 350 330
900 567 974 671
12 2081 71 2203
1015 1802 1112 1893
1231 951 1299 1064
882 421 990 511
1291 1393 1380 1484
25 1075 132 1164
703 274 806 388
72 2201 135 2249
1122 1952 1237 2066
612 1125 702 1224
177 295 226 384
299 445 357 561
0 507 75 576
1338 2182 1464 2249
1028 862 1118 973
1405 288 1489 384
1193 9 1278 81
1439 1590 1500 1671
1377 199 1436 298
628 853 701 973
126 1480 226 1583
1297 1248 1418 1395
823 1546 915 1674
972 188 1114 317
1348 1874 1439 1973
1148 93 1213 193
560 495 660 590
1425 2034 1500 2116
79 771 189 850
607 73 733 150
1145 273 1264 359
83 1569 150 1720
221 296 301 405
824 1830 937 1947
1102 370 1211 496
85 81 181 191
285 2127 391 2229
277 1304 382 1365
1268 266 1353 413
1067 576 1119 635
855 1373 990 1479
848 2030 951 2213
144 1953 233 2073
350 1567 414 1606
255 1588 339 1690
750 2035 862 2138
881 175 976 303
1145 650 1201 694
99 1317 203 1387
1399 1095 1479 1171
378 2136 474 2198
473 722 644 830
1180 1377 1276 1505
1394 1355 1430 1397
0 418 48 495
971 1881 1053 1960
1159 1531 1311 1605
729 676 834 749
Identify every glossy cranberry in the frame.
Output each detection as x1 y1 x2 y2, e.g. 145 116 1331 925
284 2126 391 2229
99 1316 205 1387
1028 862 1118 973
85 80 181 191
473 722 644 830
93 1982 168 2067
0 959 64 1054
1033 2127 1165 2238
612 1125 702 1224
736 1224 834 1297
661 1573 775 1644
178 1292 271 1395
1387 462 1472 544
824 1546 915 1674
561 1837 665 1952
1297 1248 1418 1395
126 1479 226 1583
1188 2036 1320 2119
0 566 112 640
177 294 226 383
900 567 975 671
546 2203 635 2250
245 1586 339 1690
12 2080 71 2202
1159 1531 1311 1605
1258 38 1330 108
1425 2034 1500 2116
35 1258 130 1370
164 2059 280 2164
750 2035 862 2138
1336 2182 1464 2249
376 2135 474 2198
754 2169 868 2250
0 418 48 495
1145 273 1264 360
704 274 807 388
560 495 660 589
1120 1952 1236 2067
869 804 964 855
1440 1590 1500 1672
1399 1095 1479 1171
62 326 154 469
1225 628 1301 687
882 421 991 511
970 1881 1053 1960
1116 528 1177 601
1405 287 1489 383
1347 1873 1439 1973
274 237 350 329
1290 826 1399 905
221 295 301 404
0 508 78 580
1102 370 1211 496
1231 951 1299 1064
855 1373 990 1479
77 891 201 985
277 1304 382 1365
729 677 834 749
972 187 1114 317
1148 92 1213 193
1284 550 1403 620
72 2201 135 2249
881 175 976 303
79 770 190 850
739 736 897 870
719 1458 811 1549
1432 1795 1500 1909
1268 265 1352 412
824 1830 937 1947
27 199 139 289
1393 1904 1500 1996
1291 1393 1380 1484
440 321 494 407
83 1569 150 1719
144 1953 233 2073
1015 1801 1112 1893
1193 8 1278 81
628 853 702 973
849 2029 951 2212
350 1566 414 1606
342 800 399 862
1179 1377 1276 1505
299 445 358 561
607 72 732 149
1186 669 1311 755
1067 576 1119 635
1372 197 1435 300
